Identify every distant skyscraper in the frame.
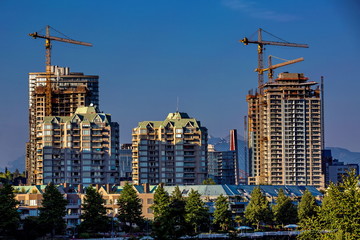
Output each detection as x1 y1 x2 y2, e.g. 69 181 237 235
119 143 133 181
207 145 237 185
36 106 119 185
207 129 239 185
27 66 99 184
247 73 324 187
132 112 208 185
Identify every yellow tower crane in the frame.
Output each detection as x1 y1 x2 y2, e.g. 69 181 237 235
29 25 92 116
256 56 304 81
240 28 308 88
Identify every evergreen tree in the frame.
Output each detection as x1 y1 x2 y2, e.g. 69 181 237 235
299 169 360 239
151 184 171 240
79 186 110 234
39 182 68 237
213 194 232 231
0 183 20 236
244 187 272 230
297 189 318 223
185 189 209 234
117 182 143 232
272 188 297 227
169 186 188 238
202 178 216 185
319 170 360 239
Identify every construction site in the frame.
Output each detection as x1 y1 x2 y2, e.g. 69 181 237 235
241 29 325 188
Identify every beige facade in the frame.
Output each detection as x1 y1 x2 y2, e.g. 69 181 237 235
27 66 99 185
132 112 208 185
33 106 119 185
14 183 156 229
247 73 324 187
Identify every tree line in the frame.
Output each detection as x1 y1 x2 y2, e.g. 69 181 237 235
1 171 359 239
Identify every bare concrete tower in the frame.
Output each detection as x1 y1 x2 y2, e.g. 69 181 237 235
26 66 99 185
247 73 324 188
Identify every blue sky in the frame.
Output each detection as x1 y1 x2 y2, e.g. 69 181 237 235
0 0 359 170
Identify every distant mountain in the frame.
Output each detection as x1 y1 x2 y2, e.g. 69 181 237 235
327 147 360 165
3 155 25 172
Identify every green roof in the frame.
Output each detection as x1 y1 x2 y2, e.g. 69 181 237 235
42 106 111 124
136 112 203 129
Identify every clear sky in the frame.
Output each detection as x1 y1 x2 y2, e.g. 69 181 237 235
0 0 359 171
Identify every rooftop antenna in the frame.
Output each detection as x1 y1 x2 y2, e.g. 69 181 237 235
176 96 179 112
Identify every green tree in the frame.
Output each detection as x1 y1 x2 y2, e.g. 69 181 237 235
297 189 318 223
151 184 171 240
0 183 20 236
202 178 216 185
272 188 297 227
79 186 110 234
39 182 68 237
185 189 209 234
213 194 232 231
151 184 170 217
298 169 360 239
244 187 272 230
117 182 143 232
169 186 188 238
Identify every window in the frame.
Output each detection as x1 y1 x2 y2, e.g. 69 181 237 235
147 208 153 213
82 130 90 135
29 200 37 206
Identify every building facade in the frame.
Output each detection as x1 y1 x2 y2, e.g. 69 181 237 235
247 73 324 187
208 144 237 185
328 159 359 184
132 112 208 185
34 106 119 185
27 66 99 185
119 144 133 181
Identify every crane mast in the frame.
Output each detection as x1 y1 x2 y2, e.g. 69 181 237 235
29 25 92 115
240 28 308 88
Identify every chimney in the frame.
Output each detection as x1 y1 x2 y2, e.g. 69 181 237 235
77 184 83 193
143 183 150 193
230 129 239 185
106 184 111 193
230 129 238 151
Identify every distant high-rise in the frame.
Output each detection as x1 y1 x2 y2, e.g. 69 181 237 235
207 145 237 185
207 129 239 185
132 112 208 185
35 106 119 185
247 73 324 187
119 144 133 181
26 66 99 184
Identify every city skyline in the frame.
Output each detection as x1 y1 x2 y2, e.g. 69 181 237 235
0 0 360 170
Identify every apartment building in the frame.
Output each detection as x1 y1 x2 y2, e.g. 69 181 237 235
207 145 237 185
27 66 99 185
119 144 133 181
132 112 208 185
34 106 119 185
247 72 324 187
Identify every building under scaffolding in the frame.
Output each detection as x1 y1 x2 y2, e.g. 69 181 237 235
247 72 325 188
26 66 99 185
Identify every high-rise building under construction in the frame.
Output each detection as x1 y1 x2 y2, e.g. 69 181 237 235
26 66 100 184
247 72 324 188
